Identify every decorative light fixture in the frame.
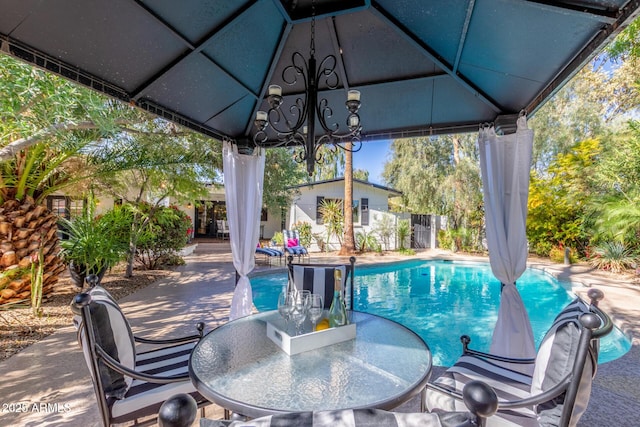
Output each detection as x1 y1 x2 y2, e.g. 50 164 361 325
253 0 362 176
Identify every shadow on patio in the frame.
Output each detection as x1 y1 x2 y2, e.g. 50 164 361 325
0 242 638 426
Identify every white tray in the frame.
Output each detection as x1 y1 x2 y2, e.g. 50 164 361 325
266 317 356 355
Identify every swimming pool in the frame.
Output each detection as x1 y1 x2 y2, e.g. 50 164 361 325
251 259 631 367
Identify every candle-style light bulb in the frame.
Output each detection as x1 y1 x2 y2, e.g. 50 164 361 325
269 85 282 96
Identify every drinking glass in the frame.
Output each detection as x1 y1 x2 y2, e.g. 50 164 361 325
307 294 324 331
289 291 309 335
277 290 293 332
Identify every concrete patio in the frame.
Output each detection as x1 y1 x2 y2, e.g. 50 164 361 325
1 242 638 426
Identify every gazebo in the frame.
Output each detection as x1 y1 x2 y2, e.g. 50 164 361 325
1 0 638 349
2 1 637 147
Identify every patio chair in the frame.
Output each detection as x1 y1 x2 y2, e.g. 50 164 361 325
425 289 613 427
71 275 210 427
282 229 309 262
287 255 356 310
255 245 283 266
196 381 499 426
217 220 229 240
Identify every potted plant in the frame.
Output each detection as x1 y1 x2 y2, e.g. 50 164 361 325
58 211 128 289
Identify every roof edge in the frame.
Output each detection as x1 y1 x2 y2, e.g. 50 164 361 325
288 177 402 196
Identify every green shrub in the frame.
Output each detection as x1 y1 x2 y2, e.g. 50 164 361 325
589 241 635 273
397 247 416 256
549 246 578 264
59 208 129 286
272 231 284 246
438 229 454 251
397 219 410 250
292 222 312 247
531 241 553 257
135 204 190 269
373 214 395 250
356 229 380 252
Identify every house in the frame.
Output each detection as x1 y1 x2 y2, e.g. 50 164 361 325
48 178 444 252
286 178 407 252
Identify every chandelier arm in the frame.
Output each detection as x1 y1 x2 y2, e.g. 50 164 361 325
265 108 296 137
316 55 339 90
333 138 363 153
317 98 338 134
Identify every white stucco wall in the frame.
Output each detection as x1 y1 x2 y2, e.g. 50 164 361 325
286 180 405 252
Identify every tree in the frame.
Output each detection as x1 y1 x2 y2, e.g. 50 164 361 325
383 133 482 239
383 135 454 214
89 119 221 277
526 139 600 256
262 147 306 214
353 169 369 181
339 142 357 255
309 145 345 181
0 54 142 305
588 122 640 245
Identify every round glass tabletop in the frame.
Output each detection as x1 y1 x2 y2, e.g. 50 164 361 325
189 311 432 418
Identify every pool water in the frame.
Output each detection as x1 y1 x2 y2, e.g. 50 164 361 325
251 259 631 367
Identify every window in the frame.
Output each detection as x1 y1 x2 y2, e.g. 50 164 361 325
47 196 68 218
352 199 360 225
316 196 324 225
361 198 369 226
316 197 362 225
69 199 84 218
261 208 268 222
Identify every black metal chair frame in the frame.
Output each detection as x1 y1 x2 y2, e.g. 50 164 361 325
73 287 210 427
427 289 613 427
167 380 500 427
286 255 356 310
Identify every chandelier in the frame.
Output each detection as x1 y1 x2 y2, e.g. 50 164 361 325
253 0 362 176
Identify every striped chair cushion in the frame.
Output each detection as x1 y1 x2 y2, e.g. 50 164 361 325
427 354 537 426
285 246 308 255
291 265 347 309
256 247 283 257
76 286 136 400
531 297 594 425
282 229 301 242
110 341 206 423
201 408 474 427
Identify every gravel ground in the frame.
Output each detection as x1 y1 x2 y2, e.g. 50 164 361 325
0 267 172 362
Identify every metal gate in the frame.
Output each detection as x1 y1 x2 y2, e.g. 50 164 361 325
411 214 431 248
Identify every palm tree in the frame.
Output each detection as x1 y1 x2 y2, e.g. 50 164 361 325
339 141 357 255
0 55 140 305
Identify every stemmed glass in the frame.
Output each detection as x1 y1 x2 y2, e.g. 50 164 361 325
289 290 310 335
277 290 293 333
307 294 324 331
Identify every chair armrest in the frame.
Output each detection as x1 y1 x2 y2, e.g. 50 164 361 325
498 375 571 409
134 322 205 345
460 335 536 364
427 381 465 401
428 373 572 410
95 345 190 384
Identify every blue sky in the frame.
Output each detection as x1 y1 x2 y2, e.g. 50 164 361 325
352 139 391 185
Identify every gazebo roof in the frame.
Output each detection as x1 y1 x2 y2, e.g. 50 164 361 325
1 1 638 143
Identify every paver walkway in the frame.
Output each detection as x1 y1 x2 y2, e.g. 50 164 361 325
0 242 637 426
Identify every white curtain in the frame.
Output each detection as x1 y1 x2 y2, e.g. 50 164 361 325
479 116 536 361
223 141 266 320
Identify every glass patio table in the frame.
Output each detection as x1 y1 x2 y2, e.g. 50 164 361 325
188 310 432 418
